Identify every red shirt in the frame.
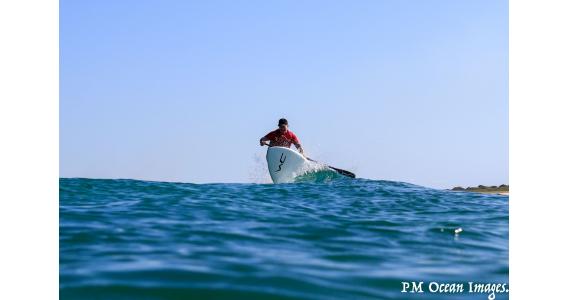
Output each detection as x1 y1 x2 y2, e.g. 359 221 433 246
264 129 300 148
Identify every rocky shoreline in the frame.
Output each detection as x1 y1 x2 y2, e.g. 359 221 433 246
450 184 509 195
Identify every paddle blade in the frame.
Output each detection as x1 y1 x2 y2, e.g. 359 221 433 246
330 167 356 178
306 157 355 178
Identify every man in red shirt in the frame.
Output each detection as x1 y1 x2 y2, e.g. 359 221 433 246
260 118 305 156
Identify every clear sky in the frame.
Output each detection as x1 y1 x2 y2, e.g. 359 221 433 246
60 0 508 188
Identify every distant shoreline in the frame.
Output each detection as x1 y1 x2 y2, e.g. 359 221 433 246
449 184 509 196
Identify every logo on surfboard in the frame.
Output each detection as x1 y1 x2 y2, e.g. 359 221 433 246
275 153 286 172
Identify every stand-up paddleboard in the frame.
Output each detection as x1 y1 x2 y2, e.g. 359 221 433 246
266 146 356 183
266 146 314 183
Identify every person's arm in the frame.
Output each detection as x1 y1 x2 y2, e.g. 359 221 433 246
260 131 273 146
291 133 304 156
294 143 305 156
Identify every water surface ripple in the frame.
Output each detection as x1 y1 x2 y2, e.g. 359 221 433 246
60 178 508 300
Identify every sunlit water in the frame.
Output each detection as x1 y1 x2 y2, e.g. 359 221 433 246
60 177 508 300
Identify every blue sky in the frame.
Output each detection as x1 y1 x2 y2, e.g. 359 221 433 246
60 0 508 188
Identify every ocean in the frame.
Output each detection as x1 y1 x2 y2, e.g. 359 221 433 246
60 177 509 300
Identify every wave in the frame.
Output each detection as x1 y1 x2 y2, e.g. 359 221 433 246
60 178 509 300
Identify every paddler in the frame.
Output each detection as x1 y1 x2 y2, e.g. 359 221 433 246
260 118 305 156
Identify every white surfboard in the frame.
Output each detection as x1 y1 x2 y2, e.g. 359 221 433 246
266 146 315 183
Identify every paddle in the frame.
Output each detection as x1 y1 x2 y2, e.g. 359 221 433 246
306 157 356 178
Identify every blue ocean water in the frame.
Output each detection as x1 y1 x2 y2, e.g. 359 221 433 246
60 177 508 300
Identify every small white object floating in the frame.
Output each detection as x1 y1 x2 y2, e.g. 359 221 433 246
454 227 463 234
266 146 320 183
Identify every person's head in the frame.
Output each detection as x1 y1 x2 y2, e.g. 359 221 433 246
278 118 288 133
